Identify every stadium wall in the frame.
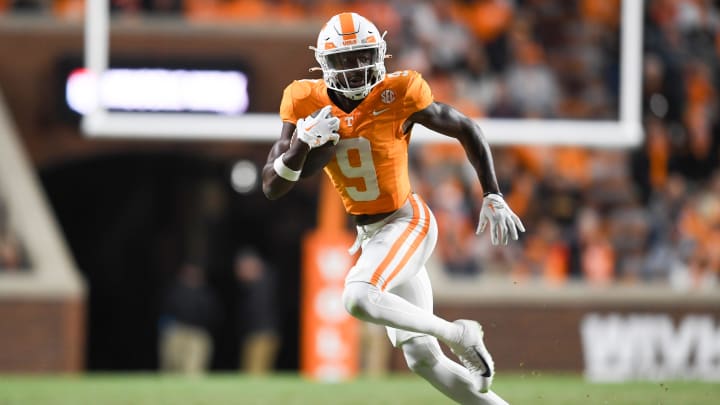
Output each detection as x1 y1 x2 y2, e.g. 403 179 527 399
0 298 84 372
434 300 720 373
392 280 720 380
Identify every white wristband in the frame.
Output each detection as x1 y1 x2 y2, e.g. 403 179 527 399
273 153 301 182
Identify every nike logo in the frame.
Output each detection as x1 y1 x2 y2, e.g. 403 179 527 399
475 348 493 377
372 108 390 116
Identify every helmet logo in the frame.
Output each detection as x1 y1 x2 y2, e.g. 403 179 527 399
381 89 396 104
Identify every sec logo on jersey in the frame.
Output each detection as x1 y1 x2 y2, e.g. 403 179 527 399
381 89 396 104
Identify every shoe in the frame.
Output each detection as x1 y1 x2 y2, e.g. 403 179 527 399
449 320 495 393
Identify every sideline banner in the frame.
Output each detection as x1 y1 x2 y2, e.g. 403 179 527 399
582 313 720 381
432 301 720 381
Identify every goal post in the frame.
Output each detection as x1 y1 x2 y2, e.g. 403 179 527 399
83 0 644 147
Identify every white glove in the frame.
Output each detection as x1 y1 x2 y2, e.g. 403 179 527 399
295 105 340 149
476 193 526 246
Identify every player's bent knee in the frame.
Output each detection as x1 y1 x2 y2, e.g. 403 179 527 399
342 281 379 319
401 336 439 373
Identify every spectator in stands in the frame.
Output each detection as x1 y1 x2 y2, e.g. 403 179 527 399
643 173 689 283
454 45 501 117
9 0 49 12
512 217 568 285
608 192 651 284
52 0 83 19
146 0 183 14
110 0 183 14
568 206 615 284
675 103 719 182
505 33 560 117
675 174 720 290
431 177 482 277
534 158 585 234
645 0 690 122
407 0 474 74
631 117 674 203
185 0 270 22
110 0 142 15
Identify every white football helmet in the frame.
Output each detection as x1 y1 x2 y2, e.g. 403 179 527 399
311 12 387 100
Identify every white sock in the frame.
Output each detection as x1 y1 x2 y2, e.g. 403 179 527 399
342 281 462 344
402 336 509 405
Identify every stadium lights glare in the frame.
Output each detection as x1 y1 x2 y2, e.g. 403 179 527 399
83 0 644 146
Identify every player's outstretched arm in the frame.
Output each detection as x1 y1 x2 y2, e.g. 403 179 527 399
408 101 500 195
408 101 525 245
262 122 310 200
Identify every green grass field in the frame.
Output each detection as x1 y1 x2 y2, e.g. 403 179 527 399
0 373 717 405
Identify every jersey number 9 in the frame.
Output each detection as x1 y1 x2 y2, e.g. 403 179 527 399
335 137 380 202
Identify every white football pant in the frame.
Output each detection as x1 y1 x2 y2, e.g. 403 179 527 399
342 194 508 405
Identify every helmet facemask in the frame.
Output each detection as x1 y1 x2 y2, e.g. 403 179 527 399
318 44 386 100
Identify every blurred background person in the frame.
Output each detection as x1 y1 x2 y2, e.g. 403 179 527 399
159 261 221 375
233 247 280 375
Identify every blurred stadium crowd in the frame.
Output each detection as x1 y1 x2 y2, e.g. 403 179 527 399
1 0 718 292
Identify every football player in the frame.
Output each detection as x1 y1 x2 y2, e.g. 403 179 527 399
262 12 524 405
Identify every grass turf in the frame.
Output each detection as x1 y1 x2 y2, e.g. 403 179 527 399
0 373 717 405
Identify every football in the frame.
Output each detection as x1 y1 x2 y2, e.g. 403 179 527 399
301 142 336 178
299 106 338 178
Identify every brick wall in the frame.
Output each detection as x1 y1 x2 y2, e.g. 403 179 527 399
0 297 85 372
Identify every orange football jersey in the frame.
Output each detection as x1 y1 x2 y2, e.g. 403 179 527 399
279 70 433 215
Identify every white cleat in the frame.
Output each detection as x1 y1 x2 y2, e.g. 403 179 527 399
450 319 495 393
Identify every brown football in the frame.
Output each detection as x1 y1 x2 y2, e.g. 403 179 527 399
301 142 336 178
